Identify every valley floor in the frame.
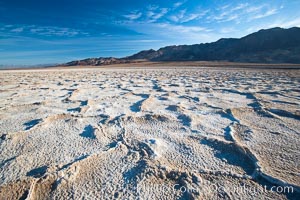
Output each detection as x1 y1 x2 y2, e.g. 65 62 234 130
0 66 299 199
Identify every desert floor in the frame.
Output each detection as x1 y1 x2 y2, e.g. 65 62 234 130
0 66 299 199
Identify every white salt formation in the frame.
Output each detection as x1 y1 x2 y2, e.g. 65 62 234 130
0 67 299 199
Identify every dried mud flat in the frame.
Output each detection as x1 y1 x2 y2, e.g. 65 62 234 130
0 66 299 199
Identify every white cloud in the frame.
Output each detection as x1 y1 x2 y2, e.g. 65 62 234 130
252 8 278 19
181 14 201 23
169 9 208 23
218 4 231 10
158 23 210 33
212 3 251 23
147 5 159 11
173 2 184 8
169 9 186 22
147 8 169 22
246 5 265 13
211 12 239 23
4 24 86 37
29 27 82 36
123 12 142 20
152 8 169 20
11 27 24 33
221 14 238 22
122 21 216 44
125 5 169 23
211 6 239 23
210 3 282 24
147 11 155 18
231 3 249 11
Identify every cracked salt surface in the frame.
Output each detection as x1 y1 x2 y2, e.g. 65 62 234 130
0 67 299 199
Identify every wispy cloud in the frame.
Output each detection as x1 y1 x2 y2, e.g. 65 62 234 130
158 23 211 33
209 4 243 23
123 5 169 23
10 27 24 33
218 14 238 22
251 8 278 19
30 27 82 36
147 7 169 22
245 5 265 13
173 2 184 8
121 19 216 45
123 12 142 20
169 9 208 23
218 4 231 11
169 9 186 22
209 3 281 24
181 13 203 23
2 24 87 37
231 3 249 11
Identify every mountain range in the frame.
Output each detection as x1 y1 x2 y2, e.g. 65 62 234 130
64 27 300 66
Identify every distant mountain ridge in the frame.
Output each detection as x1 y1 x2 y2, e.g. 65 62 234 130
65 27 300 65
126 27 300 63
64 57 138 66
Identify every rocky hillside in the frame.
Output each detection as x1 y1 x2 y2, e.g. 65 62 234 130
64 27 300 65
126 27 300 63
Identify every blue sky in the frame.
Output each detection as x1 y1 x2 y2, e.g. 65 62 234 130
1 0 300 65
